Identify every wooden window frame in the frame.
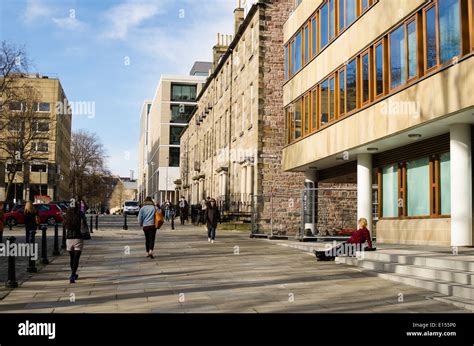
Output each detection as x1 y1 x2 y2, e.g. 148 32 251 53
345 58 358 116
373 39 386 99
329 76 335 122
319 79 330 129
311 87 318 131
423 3 440 74
311 15 318 57
303 24 310 65
360 48 372 106
388 23 407 93
406 15 419 83
303 93 310 135
338 67 346 118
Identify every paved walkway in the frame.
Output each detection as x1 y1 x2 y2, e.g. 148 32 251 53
0 219 468 313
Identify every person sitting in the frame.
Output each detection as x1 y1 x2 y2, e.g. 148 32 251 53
314 218 374 261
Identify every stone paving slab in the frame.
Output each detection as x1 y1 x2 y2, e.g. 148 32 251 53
0 218 469 313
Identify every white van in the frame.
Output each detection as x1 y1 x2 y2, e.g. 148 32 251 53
123 200 140 216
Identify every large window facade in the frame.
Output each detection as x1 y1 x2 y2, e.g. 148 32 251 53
171 84 197 102
285 0 472 144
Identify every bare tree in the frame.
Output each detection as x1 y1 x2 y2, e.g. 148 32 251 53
70 130 109 198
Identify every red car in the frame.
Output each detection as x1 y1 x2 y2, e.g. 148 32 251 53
4 203 63 226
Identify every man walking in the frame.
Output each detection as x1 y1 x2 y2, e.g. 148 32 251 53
178 196 188 225
206 198 220 244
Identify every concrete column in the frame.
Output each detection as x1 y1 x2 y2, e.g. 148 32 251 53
240 165 246 201
246 164 253 201
450 124 472 246
304 170 317 236
357 154 373 232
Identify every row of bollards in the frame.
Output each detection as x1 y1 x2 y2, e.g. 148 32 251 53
5 215 100 288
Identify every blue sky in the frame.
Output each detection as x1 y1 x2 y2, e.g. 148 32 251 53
0 0 234 177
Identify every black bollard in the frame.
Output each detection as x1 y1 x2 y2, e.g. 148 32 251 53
9 220 12 231
5 236 18 288
61 223 66 249
171 211 175 230
90 215 93 233
123 213 128 230
27 229 37 273
95 214 99 231
53 224 60 256
41 226 49 265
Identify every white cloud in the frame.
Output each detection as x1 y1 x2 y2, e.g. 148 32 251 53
23 0 52 23
100 0 170 40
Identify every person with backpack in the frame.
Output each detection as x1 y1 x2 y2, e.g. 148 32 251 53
178 197 188 225
64 200 85 283
206 198 221 244
138 197 161 259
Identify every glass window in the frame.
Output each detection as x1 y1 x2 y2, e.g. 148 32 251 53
390 25 406 89
31 164 47 172
312 89 317 129
9 102 22 111
329 77 335 121
312 17 317 56
304 95 310 133
329 0 335 39
375 43 384 95
425 6 438 69
171 84 197 101
291 40 296 75
346 0 356 26
320 79 329 125
169 147 180 167
439 0 461 64
38 102 50 112
295 31 302 71
34 142 48 153
339 70 345 115
304 26 309 63
407 21 417 79
339 0 345 31
346 59 357 112
406 157 430 216
439 153 451 215
35 122 49 133
382 164 398 217
362 53 370 103
171 104 194 123
320 2 329 49
294 99 302 138
170 126 185 145
361 0 369 12
286 45 289 79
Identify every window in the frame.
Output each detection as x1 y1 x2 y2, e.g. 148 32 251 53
170 126 184 145
285 45 290 79
346 0 356 26
390 24 406 89
320 2 329 50
407 20 417 79
406 157 430 216
304 94 310 134
382 164 398 217
6 163 22 172
439 0 460 64
294 32 302 72
425 6 438 70
33 142 48 153
291 39 296 75
346 59 357 112
339 0 345 31
361 52 370 103
171 84 197 101
304 25 309 64
439 152 451 215
9 102 22 111
38 103 50 112
171 104 194 123
169 147 180 167
329 0 335 40
31 164 47 172
34 122 49 133
294 99 302 139
361 0 369 12
311 88 318 130
320 79 329 126
339 69 345 116
312 17 317 56
375 42 384 96
329 77 335 121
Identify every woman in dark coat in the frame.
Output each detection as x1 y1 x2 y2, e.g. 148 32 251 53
206 198 220 244
24 201 39 244
64 201 84 283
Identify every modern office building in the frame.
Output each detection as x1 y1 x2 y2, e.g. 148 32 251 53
137 68 208 205
0 74 72 203
282 0 474 246
177 0 305 233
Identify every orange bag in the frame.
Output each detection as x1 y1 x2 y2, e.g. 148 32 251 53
154 208 164 229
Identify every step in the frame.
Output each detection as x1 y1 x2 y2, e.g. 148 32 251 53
336 258 474 300
432 296 474 312
337 257 474 285
359 251 474 272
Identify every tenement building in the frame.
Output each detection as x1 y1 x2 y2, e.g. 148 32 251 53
178 0 305 234
137 63 209 205
0 74 72 203
282 0 474 246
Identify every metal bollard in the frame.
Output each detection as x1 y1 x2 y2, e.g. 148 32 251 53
53 224 60 256
27 231 38 273
123 213 128 230
41 226 49 265
61 223 66 249
9 220 12 231
90 215 93 233
171 211 175 230
95 214 99 231
5 236 18 288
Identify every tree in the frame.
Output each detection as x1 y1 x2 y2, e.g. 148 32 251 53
70 130 109 198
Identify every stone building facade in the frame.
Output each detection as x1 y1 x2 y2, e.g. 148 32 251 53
178 0 305 235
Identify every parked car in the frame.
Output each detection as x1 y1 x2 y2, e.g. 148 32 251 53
123 201 140 216
4 203 64 226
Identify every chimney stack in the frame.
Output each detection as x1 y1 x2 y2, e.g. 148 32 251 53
212 33 230 71
234 0 244 35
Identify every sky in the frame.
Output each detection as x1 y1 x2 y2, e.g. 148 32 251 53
0 0 235 177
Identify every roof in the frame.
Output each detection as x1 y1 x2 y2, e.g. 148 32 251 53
189 61 212 76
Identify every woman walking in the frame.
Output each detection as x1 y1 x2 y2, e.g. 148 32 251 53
24 201 39 244
64 201 85 283
138 197 159 259
206 198 220 244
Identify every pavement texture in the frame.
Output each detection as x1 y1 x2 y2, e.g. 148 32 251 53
0 215 468 313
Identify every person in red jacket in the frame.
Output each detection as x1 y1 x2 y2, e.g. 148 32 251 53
315 218 374 261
